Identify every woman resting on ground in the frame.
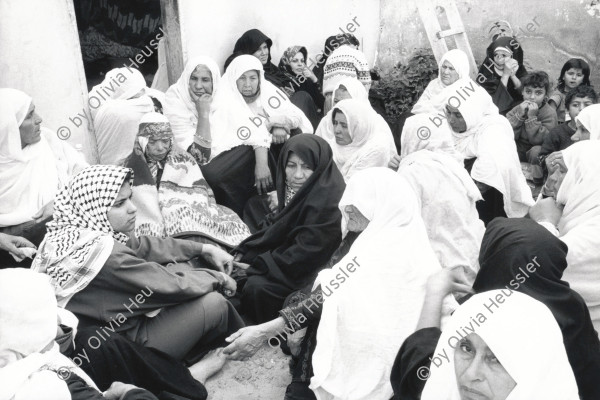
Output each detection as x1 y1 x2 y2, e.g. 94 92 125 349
200 54 312 217
278 46 325 116
232 134 345 324
124 112 250 248
439 79 533 224
477 36 527 115
530 141 600 336
473 217 600 400
328 98 396 182
32 165 244 366
394 114 485 284
390 287 579 399
163 56 220 166
232 29 320 126
225 168 457 400
0 268 159 400
90 67 164 165
412 49 470 115
0 88 87 269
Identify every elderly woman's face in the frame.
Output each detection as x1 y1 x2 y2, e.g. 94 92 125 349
289 51 306 75
454 333 516 400
333 111 352 145
253 42 269 65
146 138 171 162
19 103 43 148
285 152 313 191
333 86 352 106
236 70 260 97
572 121 591 142
543 157 568 199
344 205 370 232
440 60 460 86
188 65 213 97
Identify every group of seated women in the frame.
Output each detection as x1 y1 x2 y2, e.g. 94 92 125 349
1 23 600 400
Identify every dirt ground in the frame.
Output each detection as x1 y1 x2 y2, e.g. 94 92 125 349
205 345 291 400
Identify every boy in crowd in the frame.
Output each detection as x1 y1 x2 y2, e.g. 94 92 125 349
506 71 558 184
539 84 597 161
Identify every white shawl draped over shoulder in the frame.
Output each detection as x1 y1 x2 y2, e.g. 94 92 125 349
399 149 484 282
444 79 534 217
412 49 470 115
422 291 579 400
0 89 86 227
209 55 312 160
315 78 369 147
330 99 397 182
557 141 600 335
163 56 221 150
400 113 463 162
309 168 452 400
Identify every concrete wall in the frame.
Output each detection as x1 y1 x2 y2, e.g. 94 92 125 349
176 0 381 77
0 0 97 162
378 0 600 89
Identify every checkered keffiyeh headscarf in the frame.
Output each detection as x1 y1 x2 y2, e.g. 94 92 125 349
31 165 133 305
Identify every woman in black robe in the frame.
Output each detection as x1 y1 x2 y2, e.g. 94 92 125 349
476 36 527 115
234 134 345 323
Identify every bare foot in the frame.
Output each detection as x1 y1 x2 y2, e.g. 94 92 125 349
188 348 227 383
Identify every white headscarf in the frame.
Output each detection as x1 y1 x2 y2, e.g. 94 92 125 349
0 269 98 400
421 290 579 400
32 165 132 307
209 55 312 160
310 168 451 400
557 141 600 334
444 79 534 217
574 103 600 140
322 45 371 95
412 49 470 114
400 113 462 162
163 56 221 150
315 77 369 146
398 149 484 282
330 99 397 182
0 89 66 227
91 68 158 165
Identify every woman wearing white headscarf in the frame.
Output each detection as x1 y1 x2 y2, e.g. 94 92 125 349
200 54 313 216
315 77 369 147
441 79 534 223
396 114 484 283
530 141 600 335
572 103 600 141
0 88 87 268
90 67 164 165
329 99 397 182
412 49 470 115
391 288 579 399
163 56 221 165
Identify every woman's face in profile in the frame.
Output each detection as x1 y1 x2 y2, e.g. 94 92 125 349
344 205 370 232
454 333 516 400
333 111 352 145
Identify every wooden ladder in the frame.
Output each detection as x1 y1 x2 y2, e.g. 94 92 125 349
417 0 478 79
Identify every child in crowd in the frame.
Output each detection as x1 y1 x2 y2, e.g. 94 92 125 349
548 58 591 124
506 71 557 184
539 85 597 162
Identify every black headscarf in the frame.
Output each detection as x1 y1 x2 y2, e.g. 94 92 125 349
485 36 527 76
473 217 600 400
232 28 292 89
236 134 346 289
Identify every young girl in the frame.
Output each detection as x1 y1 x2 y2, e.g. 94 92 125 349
548 58 591 123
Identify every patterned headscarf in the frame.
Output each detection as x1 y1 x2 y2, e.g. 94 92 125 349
135 112 173 179
32 165 133 306
278 46 308 72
